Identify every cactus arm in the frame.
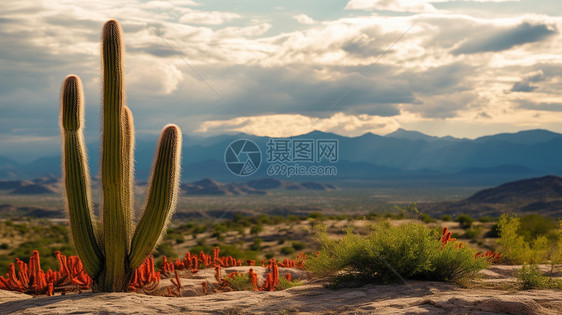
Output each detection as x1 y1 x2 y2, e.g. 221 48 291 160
60 75 103 278
101 20 131 290
129 125 182 269
123 106 135 228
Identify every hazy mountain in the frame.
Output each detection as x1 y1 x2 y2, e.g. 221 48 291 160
179 178 339 195
1 129 562 185
422 175 562 217
386 128 461 142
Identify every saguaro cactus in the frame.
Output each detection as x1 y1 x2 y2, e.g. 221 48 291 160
60 20 182 292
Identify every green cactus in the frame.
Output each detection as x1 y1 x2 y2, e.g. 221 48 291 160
60 20 182 292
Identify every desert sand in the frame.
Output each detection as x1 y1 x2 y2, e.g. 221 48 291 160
1 265 561 315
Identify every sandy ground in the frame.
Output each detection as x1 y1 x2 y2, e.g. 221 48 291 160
1 265 561 315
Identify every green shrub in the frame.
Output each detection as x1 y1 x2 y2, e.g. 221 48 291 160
250 238 263 251
441 215 453 222
281 246 296 255
515 264 561 290
485 223 500 238
155 242 176 258
277 277 303 290
519 214 558 241
495 214 555 264
306 222 489 284
496 214 529 264
463 227 481 239
422 242 489 282
455 214 473 229
478 216 493 223
420 214 436 223
250 224 263 235
292 241 306 251
517 264 546 289
226 273 253 291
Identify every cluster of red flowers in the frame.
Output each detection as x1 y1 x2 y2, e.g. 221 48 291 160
440 227 457 249
278 253 307 269
208 258 292 293
441 226 500 263
159 247 244 276
0 251 91 296
475 250 501 263
1 247 307 296
128 255 160 293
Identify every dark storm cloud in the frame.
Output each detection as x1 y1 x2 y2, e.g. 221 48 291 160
516 100 562 112
452 22 556 55
146 64 414 118
406 63 475 95
509 70 545 93
510 82 537 92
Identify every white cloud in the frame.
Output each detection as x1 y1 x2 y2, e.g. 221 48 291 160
345 0 518 13
345 0 436 12
293 14 316 25
179 9 240 25
0 0 561 149
196 112 400 137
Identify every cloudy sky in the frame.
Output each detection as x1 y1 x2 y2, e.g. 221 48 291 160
1 0 561 160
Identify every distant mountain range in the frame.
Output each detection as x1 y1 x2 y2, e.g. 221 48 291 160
0 177 338 196
1 129 562 186
1 175 561 219
421 175 562 217
181 178 338 196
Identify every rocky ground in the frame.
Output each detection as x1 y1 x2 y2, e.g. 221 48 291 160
1 265 561 314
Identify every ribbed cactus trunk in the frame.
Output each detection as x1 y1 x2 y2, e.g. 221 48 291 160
100 20 132 292
60 20 183 292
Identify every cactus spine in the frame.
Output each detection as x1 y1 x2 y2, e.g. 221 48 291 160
60 20 182 292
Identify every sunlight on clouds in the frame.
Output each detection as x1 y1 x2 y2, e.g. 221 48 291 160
196 113 400 137
293 14 316 25
126 55 183 94
1 0 562 146
179 9 240 25
345 0 436 12
143 0 200 9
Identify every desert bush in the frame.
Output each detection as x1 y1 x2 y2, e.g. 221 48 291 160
306 222 489 284
155 242 176 259
277 277 303 290
441 214 453 222
455 214 473 229
226 273 254 291
422 242 489 282
420 214 436 223
281 246 296 255
496 214 558 264
496 214 530 264
516 264 562 290
463 226 482 239
250 238 263 251
291 241 306 251
478 216 493 223
250 224 263 235
519 214 558 241
517 264 547 289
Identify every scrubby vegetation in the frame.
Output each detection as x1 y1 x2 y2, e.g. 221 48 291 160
517 264 562 290
1 209 561 295
306 222 492 285
496 214 561 265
